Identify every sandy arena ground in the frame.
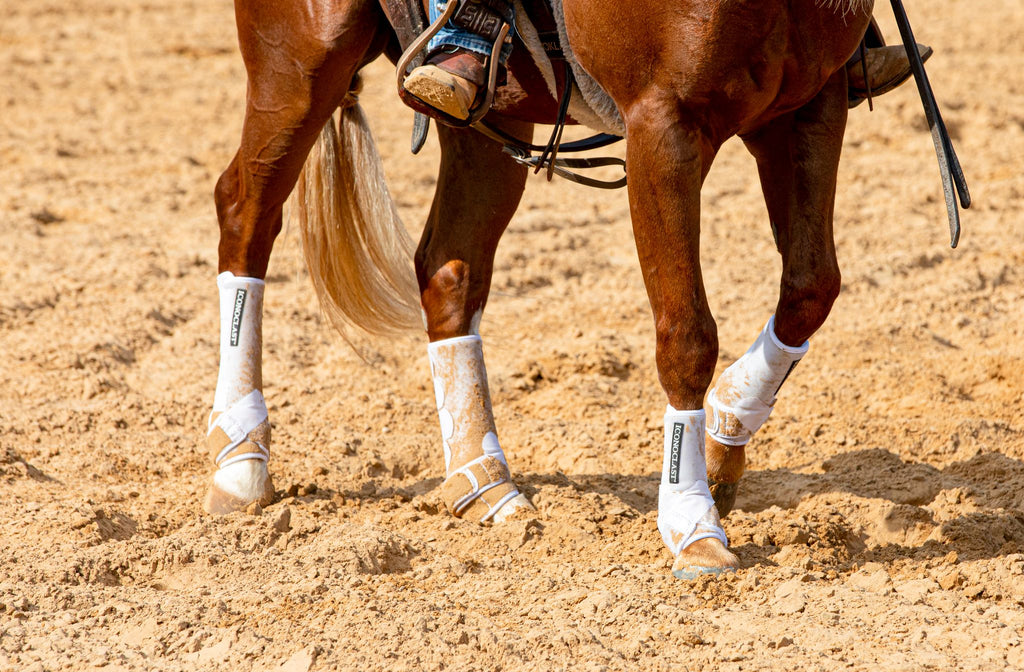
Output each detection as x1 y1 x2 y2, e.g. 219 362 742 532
2 1 1024 670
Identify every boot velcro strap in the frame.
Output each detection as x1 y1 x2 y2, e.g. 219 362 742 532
706 390 774 447
663 504 728 556
706 404 751 447
452 0 514 42
205 390 271 467
207 417 271 469
439 455 518 520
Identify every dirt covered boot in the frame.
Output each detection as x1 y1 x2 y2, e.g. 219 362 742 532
404 48 487 122
399 0 514 124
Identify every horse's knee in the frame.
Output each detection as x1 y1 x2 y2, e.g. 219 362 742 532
418 259 483 339
776 261 840 342
214 158 284 276
655 314 718 409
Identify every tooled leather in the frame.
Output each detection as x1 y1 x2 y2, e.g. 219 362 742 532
451 0 514 41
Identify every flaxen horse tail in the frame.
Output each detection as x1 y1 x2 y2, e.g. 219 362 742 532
295 86 422 337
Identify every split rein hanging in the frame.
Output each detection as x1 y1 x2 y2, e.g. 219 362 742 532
475 61 627 190
410 59 628 190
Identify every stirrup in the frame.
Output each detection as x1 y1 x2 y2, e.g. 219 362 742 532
396 0 512 127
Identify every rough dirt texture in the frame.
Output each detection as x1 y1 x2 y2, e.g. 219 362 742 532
3 1 1024 670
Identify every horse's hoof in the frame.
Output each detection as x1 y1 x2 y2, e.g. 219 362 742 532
490 492 535 523
204 460 275 515
671 537 740 580
709 480 739 518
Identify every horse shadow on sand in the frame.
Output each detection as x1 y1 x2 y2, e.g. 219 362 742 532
516 448 1024 564
289 446 1024 565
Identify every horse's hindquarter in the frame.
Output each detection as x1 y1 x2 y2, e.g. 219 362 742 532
563 0 871 139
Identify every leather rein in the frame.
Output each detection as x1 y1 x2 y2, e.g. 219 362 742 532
890 0 970 248
474 61 626 190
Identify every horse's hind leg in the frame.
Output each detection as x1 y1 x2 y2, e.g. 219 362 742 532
206 0 385 514
622 98 739 579
416 123 534 523
705 72 848 515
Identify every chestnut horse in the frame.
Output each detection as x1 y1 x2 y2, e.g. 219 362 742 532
206 0 873 578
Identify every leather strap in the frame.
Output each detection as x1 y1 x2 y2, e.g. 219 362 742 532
382 0 432 152
439 455 519 520
475 61 627 190
382 0 429 50
451 0 515 42
889 0 971 247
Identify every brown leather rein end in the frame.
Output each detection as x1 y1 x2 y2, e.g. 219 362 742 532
858 40 874 112
889 0 971 248
502 146 627 189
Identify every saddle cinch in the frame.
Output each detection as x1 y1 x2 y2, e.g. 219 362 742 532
389 0 629 189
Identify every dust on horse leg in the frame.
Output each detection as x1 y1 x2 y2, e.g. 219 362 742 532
623 99 739 579
205 0 386 514
416 123 534 523
702 71 848 516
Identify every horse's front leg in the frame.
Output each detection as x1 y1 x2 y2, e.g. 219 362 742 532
624 96 739 579
705 72 848 515
416 123 534 523
205 0 385 514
